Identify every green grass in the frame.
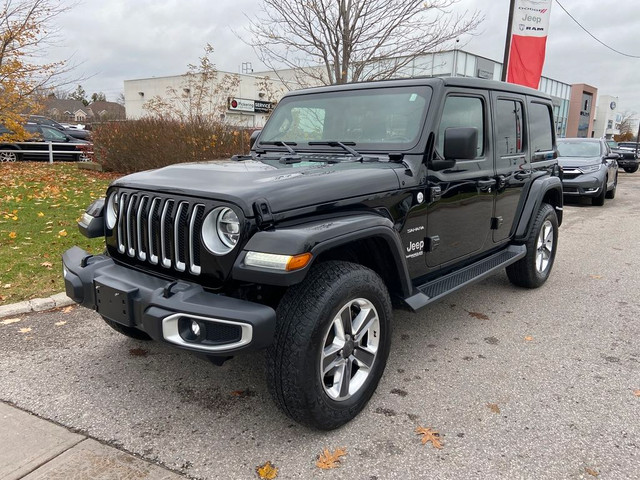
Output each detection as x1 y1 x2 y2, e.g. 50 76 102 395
0 163 119 305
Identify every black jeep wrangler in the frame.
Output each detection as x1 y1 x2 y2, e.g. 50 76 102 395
63 77 563 429
607 140 639 173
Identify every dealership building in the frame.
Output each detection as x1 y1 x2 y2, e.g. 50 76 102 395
125 48 630 139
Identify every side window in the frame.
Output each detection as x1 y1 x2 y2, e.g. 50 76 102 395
529 102 553 155
496 99 524 156
437 96 484 157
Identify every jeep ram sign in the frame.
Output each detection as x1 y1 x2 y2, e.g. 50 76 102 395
506 0 553 89
228 97 274 113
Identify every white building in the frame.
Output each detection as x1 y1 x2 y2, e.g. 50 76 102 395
593 95 621 139
124 72 289 128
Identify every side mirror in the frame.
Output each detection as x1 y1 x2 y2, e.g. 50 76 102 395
444 127 478 161
249 129 262 149
605 152 619 160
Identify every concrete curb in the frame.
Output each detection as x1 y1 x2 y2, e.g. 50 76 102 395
0 293 74 319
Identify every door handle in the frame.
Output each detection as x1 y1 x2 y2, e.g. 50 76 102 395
477 179 497 190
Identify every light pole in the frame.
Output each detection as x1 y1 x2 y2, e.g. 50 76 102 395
501 0 516 82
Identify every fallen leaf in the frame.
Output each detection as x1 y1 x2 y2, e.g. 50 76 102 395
1 318 21 325
415 426 443 449
589 275 602 279
524 336 534 341
54 321 67 326
633 389 640 397
19 327 32 333
8 231 17 239
129 348 149 357
61 306 73 313
58 229 68 237
316 448 347 469
3 284 12 289
41 261 53 269
468 311 489 320
487 403 501 414
585 467 599 477
256 461 278 479
37 212 44 217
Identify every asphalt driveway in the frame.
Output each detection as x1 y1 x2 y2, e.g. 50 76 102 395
1 172 639 479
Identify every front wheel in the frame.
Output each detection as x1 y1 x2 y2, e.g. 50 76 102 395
506 203 558 288
267 261 392 430
606 172 617 199
623 165 638 173
0 149 20 162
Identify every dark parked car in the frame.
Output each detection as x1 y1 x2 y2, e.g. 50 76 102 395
606 140 639 173
0 124 91 162
558 138 618 205
28 115 91 141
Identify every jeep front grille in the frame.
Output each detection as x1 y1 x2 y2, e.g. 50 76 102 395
116 193 205 275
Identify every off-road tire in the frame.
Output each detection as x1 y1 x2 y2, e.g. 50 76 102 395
266 261 392 430
605 172 617 199
506 203 558 288
101 316 152 340
623 165 638 173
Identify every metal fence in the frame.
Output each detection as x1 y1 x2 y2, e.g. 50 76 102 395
0 142 93 163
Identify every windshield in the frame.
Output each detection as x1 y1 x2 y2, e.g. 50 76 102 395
259 86 431 149
606 140 618 148
557 141 601 157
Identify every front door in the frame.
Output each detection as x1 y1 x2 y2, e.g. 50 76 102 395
425 91 495 268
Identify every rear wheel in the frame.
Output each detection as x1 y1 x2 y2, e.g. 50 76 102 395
267 261 392 430
101 316 152 340
506 203 558 288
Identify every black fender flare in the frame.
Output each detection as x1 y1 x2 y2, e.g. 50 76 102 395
232 213 413 297
514 175 563 242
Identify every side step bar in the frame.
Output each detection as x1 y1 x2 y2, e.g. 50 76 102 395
403 245 526 312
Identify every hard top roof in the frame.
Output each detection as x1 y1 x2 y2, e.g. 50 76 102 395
284 76 550 100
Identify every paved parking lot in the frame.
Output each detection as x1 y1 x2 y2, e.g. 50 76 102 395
1 172 639 480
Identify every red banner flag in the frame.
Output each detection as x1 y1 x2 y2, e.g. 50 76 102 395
506 0 553 89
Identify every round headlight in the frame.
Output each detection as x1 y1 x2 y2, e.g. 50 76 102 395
217 208 240 248
202 207 241 255
105 193 118 230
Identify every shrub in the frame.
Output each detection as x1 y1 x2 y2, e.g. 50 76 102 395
92 118 252 173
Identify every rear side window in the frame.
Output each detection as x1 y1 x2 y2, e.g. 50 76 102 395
496 99 524 156
529 102 553 154
437 96 484 157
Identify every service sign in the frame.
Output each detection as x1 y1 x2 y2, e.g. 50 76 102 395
228 98 274 113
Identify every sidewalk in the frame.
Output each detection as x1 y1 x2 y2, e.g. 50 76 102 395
0 401 185 480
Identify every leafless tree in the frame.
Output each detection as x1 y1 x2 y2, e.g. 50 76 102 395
615 111 637 140
246 0 482 87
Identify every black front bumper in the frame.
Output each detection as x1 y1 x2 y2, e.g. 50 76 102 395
62 246 276 355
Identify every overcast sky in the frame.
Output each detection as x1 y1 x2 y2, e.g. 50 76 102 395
46 0 640 115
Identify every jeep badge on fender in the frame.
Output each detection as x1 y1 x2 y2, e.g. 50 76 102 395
63 77 562 430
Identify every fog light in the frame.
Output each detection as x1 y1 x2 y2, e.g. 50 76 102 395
178 316 205 342
190 320 201 337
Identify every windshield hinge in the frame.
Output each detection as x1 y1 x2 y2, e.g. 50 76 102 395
253 198 274 230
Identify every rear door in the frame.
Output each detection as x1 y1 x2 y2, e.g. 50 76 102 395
491 93 530 243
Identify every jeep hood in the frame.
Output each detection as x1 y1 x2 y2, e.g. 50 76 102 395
111 160 402 216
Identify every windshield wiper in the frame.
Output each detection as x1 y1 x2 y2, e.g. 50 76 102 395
260 141 302 164
308 141 363 161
